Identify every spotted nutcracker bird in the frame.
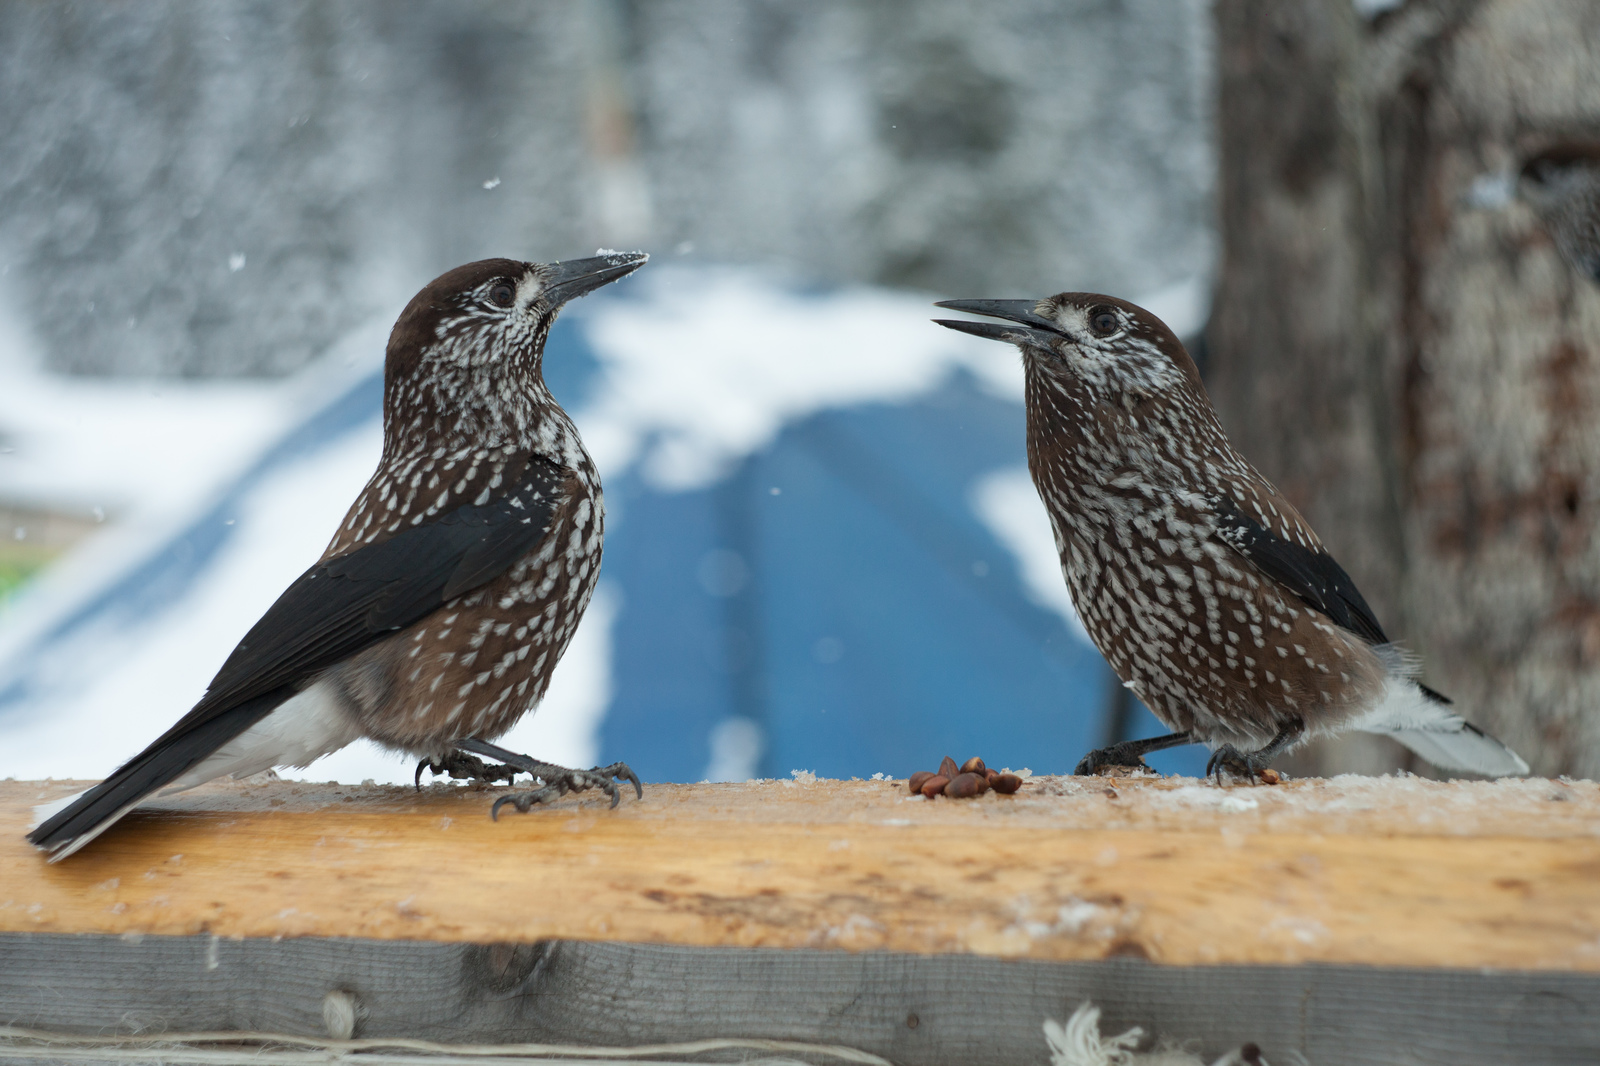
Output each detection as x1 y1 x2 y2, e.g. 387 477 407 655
30 253 647 859
934 294 1529 780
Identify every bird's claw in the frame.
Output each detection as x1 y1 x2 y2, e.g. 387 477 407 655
491 784 564 819
1206 744 1267 785
413 750 518 791
1074 744 1153 776
598 761 645 801
488 761 643 818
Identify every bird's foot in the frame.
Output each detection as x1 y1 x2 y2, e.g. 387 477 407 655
490 761 644 818
1074 743 1153 777
1206 744 1278 786
414 749 520 790
431 738 643 813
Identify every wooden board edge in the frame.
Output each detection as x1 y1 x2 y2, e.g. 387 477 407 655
1 933 1597 1066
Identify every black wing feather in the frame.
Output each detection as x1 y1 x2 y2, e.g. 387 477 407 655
442 481 567 599
1210 493 1389 645
29 455 566 851
1210 496 1453 707
197 454 566 716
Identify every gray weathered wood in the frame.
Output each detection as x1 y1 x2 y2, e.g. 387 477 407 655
0 1051 711 1065
2 934 1598 1065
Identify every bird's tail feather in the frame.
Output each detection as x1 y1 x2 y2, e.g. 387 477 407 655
1384 722 1530 778
1351 671 1529 777
28 789 87 832
27 689 291 860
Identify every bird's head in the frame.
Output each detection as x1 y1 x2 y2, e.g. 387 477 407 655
386 252 647 395
934 292 1203 407
380 253 646 448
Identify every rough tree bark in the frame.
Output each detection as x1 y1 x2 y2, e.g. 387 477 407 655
1209 0 1600 777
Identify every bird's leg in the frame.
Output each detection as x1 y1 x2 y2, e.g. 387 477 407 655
413 749 521 790
455 737 643 815
1075 731 1194 776
1206 719 1304 785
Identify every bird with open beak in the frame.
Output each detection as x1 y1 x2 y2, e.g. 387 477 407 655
31 253 647 859
935 294 1528 781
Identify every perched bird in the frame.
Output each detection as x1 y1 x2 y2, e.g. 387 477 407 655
30 253 647 859
934 295 1529 781
1519 144 1600 283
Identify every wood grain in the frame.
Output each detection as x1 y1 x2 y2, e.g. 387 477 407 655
0 934 1597 1065
4 774 1598 971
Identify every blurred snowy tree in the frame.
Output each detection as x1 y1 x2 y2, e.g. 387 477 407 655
0 0 1213 377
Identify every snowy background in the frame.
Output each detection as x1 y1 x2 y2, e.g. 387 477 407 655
0 1 1217 784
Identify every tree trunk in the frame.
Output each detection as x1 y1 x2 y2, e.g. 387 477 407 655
1209 0 1600 777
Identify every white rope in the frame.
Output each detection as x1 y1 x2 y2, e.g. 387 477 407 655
1041 1004 1273 1066
1045 1003 1144 1066
0 1026 893 1065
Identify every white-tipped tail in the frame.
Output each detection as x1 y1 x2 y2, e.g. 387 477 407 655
1385 724 1530 777
36 797 146 862
29 789 86 833
29 680 360 860
1351 675 1530 777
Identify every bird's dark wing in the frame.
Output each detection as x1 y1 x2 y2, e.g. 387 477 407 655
1209 493 1389 645
192 453 568 721
29 454 569 854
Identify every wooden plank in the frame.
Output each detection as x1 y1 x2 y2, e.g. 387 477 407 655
2 933 1599 1065
4 775 1599 971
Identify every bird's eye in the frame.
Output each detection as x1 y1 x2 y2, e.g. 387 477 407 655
1089 308 1120 336
490 282 516 308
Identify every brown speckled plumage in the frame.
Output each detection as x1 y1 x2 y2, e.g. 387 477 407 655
31 253 645 859
935 293 1528 780
321 259 606 752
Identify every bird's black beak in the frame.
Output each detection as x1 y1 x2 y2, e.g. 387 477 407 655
543 251 650 307
932 299 1065 347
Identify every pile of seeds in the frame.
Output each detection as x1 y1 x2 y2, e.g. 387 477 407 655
907 756 1023 799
